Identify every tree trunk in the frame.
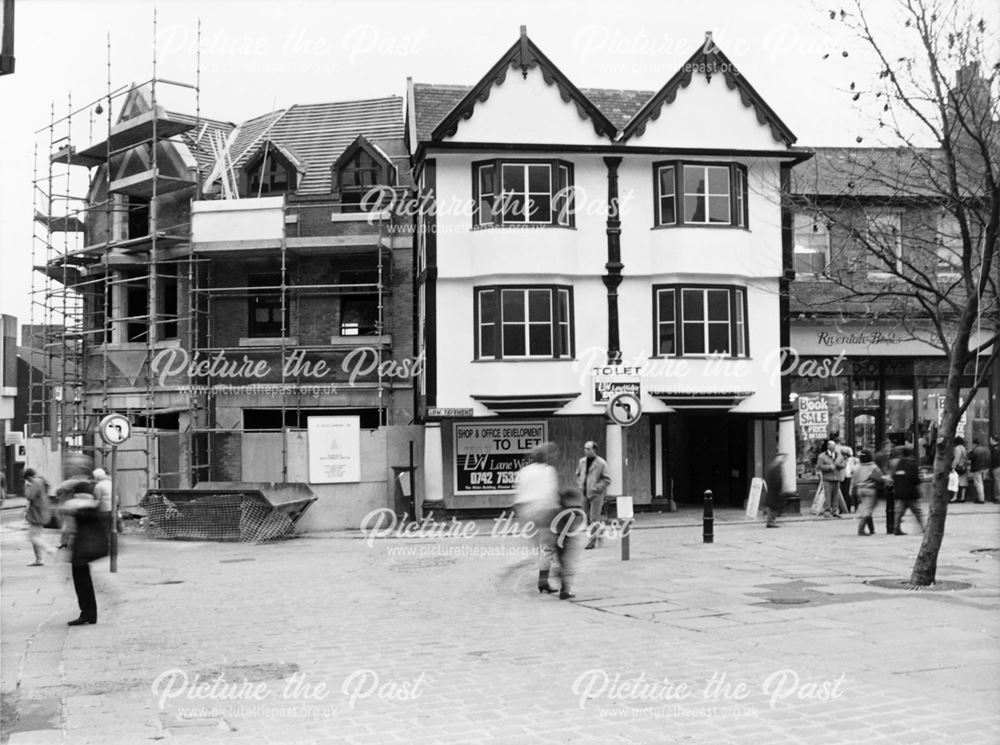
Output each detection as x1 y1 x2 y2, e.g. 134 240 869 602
909 458 949 585
908 358 966 586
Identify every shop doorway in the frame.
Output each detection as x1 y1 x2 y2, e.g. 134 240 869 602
852 410 880 455
656 414 750 507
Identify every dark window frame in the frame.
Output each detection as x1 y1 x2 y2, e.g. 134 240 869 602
652 284 749 358
247 273 289 338
471 159 575 229
338 267 381 337
245 146 296 197
337 149 390 212
473 285 575 360
652 161 749 229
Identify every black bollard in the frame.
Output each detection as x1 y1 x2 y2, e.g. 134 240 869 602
703 489 714 543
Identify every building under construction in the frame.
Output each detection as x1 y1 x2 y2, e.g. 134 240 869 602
29 69 421 530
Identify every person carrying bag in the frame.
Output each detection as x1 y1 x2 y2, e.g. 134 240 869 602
62 488 111 626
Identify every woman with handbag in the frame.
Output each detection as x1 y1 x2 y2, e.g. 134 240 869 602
952 437 969 503
62 474 111 627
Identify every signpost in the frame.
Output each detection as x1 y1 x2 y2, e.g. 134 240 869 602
616 496 634 561
98 413 131 573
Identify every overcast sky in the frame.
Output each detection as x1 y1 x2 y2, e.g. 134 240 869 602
1 0 996 328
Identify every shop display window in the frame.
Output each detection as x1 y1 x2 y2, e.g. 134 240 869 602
791 377 849 480
917 383 990 467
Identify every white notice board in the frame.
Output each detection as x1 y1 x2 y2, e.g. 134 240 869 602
307 416 361 484
745 477 765 519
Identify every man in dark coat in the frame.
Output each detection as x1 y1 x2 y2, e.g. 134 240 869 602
890 446 925 535
969 438 991 504
763 453 789 528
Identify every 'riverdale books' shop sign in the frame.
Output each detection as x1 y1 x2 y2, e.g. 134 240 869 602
453 422 547 495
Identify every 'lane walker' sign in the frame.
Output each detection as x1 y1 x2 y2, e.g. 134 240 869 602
453 421 547 495
592 365 642 405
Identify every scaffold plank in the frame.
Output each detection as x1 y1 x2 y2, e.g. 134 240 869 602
49 144 105 168
34 211 86 232
109 168 194 198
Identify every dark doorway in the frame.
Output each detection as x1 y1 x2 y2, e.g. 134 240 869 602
660 414 750 507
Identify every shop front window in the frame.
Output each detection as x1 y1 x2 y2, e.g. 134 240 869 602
917 383 991 467
884 389 915 449
790 378 849 480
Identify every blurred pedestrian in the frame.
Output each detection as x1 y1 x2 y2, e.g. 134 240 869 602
514 442 560 595
62 486 111 626
890 445 925 536
551 487 586 600
763 453 789 528
56 453 96 548
92 468 112 512
835 434 856 513
576 440 611 549
969 438 990 504
850 450 883 536
951 437 969 503
23 469 56 566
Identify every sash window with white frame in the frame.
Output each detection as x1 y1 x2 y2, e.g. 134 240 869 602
472 160 574 228
865 212 903 277
936 213 966 276
475 286 573 359
793 213 830 276
653 161 748 228
654 285 748 357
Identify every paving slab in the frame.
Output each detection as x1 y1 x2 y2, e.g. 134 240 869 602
2 505 999 743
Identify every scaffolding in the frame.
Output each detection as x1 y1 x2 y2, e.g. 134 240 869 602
30 16 202 494
29 23 409 498
185 197 398 484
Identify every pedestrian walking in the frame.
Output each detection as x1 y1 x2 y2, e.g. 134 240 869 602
514 442 560 596
951 437 969 503
575 440 612 549
56 453 96 549
835 434 856 513
816 439 845 518
968 438 990 504
23 469 56 566
990 435 1000 503
849 450 883 536
763 453 790 528
62 486 111 626
92 468 113 511
551 487 586 600
890 446 925 535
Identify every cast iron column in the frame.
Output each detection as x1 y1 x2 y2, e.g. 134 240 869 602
603 156 624 365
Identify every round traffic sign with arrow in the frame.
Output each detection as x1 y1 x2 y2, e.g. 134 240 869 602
607 392 642 427
98 413 132 446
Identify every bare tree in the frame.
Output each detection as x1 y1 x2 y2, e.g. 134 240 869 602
792 0 998 585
